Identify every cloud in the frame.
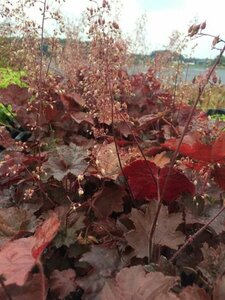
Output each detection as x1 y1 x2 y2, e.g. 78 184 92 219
118 0 224 58
4 0 224 58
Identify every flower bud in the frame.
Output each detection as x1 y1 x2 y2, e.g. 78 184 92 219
112 21 119 30
78 188 84 196
200 21 206 30
188 24 194 34
212 35 220 47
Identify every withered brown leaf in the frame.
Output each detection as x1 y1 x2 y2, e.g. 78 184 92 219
100 265 178 300
125 201 185 258
198 243 225 286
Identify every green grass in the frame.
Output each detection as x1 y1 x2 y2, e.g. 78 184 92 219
210 114 225 122
0 68 27 88
0 103 15 125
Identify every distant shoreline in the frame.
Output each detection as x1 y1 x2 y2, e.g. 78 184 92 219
128 64 225 83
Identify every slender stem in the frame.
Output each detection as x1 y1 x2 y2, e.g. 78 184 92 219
22 164 58 207
197 32 225 44
115 108 158 187
162 116 179 136
148 43 225 263
45 53 53 77
148 173 160 263
184 63 190 82
37 259 46 300
104 37 135 203
36 0 47 169
199 168 212 195
170 201 225 262
115 109 162 239
39 0 47 87
171 58 181 114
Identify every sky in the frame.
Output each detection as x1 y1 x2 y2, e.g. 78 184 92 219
58 0 225 58
5 0 225 58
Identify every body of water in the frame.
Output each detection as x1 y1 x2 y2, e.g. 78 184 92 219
184 66 225 83
128 65 225 84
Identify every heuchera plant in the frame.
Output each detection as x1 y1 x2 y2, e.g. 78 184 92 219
1 1 225 299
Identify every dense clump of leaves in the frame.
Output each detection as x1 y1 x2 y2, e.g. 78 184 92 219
1 2 225 300
1 70 225 300
0 69 225 300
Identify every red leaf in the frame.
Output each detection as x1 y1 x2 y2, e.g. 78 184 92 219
0 212 60 286
0 237 35 286
0 127 16 149
138 112 166 129
162 131 225 163
123 160 194 203
60 92 85 111
164 134 225 192
43 103 62 122
162 132 212 162
145 146 163 157
32 211 60 259
0 85 29 111
70 111 93 124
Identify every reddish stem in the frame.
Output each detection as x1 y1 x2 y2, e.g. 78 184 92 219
148 43 225 262
170 203 225 262
37 259 46 300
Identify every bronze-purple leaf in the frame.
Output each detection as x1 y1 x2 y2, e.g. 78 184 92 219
125 201 185 258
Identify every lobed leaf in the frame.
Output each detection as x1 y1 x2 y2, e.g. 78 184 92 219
100 265 178 300
92 182 125 219
125 201 185 258
78 245 123 299
162 132 212 162
0 211 60 286
123 160 194 203
0 237 35 286
43 143 88 181
49 269 77 299
162 131 225 163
